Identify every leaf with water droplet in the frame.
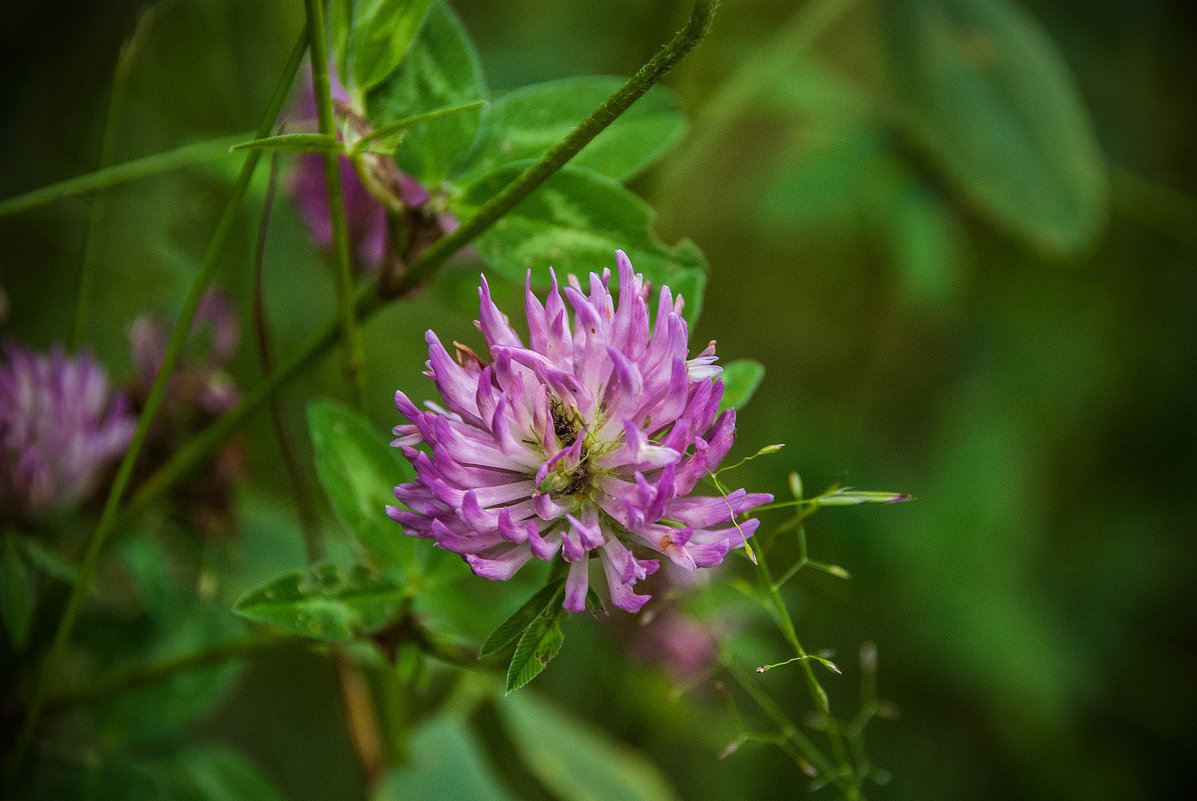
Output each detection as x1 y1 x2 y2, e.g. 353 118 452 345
234 563 407 642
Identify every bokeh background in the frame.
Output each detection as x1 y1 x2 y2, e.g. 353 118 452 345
2 1 1194 799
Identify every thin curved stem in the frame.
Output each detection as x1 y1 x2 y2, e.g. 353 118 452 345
0 133 250 218
753 543 864 799
68 4 152 349
253 152 325 562
3 25 309 788
306 0 367 412
47 632 295 712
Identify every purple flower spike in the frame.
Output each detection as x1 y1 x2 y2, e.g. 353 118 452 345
387 251 772 612
0 341 136 521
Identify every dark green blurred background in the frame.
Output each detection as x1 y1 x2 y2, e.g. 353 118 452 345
2 1 1194 799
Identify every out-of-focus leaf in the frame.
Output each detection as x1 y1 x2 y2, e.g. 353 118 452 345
169 745 288 801
480 579 564 657
883 0 1107 254
89 539 246 746
377 717 520 801
366 0 485 186
457 166 708 327
33 745 286 801
351 0 432 93
12 535 77 584
307 400 416 574
505 609 565 693
0 533 33 651
719 359 765 412
878 167 963 310
327 0 354 81
758 124 886 230
499 691 683 801
463 77 685 182
235 563 406 642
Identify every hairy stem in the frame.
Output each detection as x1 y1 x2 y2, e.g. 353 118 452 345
394 0 718 294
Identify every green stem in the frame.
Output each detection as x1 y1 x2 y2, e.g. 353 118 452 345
252 152 325 562
43 616 486 716
3 26 308 789
69 6 150 348
721 650 837 779
0 133 250 219
305 0 367 412
115 289 380 535
394 0 719 294
47 632 296 712
753 544 863 799
350 101 486 155
111 0 719 538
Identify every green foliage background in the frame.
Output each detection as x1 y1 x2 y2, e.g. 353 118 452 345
2 0 1194 799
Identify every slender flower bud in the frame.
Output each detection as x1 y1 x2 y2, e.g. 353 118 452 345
387 251 772 612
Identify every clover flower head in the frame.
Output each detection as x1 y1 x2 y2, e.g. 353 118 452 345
0 341 136 520
387 251 771 612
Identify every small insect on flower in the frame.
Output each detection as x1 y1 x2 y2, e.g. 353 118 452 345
387 251 771 612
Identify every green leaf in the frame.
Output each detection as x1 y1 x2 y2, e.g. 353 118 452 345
463 77 685 182
878 168 963 310
883 0 1107 255
378 717 520 801
327 0 355 82
13 535 77 584
0 533 33 651
235 563 407 642
168 745 288 801
39 745 286 801
365 0 485 187
307 400 416 574
351 0 432 93
480 579 565 657
505 608 565 693
719 359 765 412
85 543 247 747
457 166 708 328
499 692 683 801
230 133 342 154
